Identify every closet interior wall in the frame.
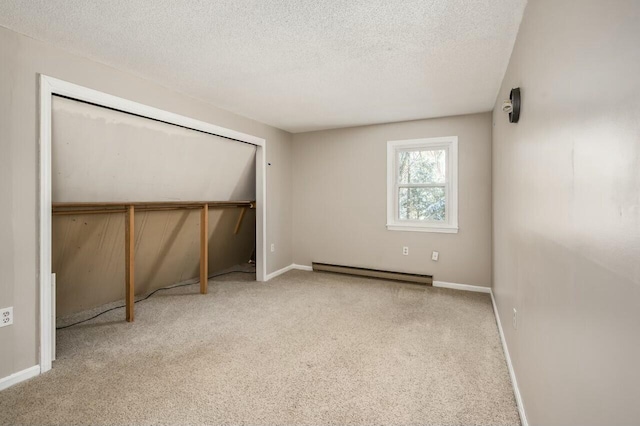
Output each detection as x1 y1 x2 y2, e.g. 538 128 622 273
52 96 257 316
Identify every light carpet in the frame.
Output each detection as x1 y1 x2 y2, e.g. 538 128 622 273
0 270 520 425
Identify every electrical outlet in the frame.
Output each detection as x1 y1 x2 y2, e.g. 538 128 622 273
431 251 439 261
512 308 517 330
402 246 409 256
0 307 13 328
270 243 275 253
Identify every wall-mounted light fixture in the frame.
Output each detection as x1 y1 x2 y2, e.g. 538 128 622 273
501 88 521 123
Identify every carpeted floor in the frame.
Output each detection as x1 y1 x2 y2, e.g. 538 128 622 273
0 270 520 425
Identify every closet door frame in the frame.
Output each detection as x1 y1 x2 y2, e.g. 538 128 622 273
38 74 267 373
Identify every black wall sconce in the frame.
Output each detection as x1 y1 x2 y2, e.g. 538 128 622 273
501 88 521 123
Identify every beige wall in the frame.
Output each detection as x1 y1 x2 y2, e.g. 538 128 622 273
292 113 492 286
492 0 640 424
0 26 293 379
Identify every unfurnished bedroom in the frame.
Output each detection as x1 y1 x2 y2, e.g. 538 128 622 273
0 1 639 425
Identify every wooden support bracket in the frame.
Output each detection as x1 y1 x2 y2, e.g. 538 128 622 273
125 205 135 322
234 207 247 234
200 204 209 294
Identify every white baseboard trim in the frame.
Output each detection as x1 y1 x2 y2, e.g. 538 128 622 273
433 281 492 293
265 264 294 281
490 291 528 426
291 264 313 271
0 365 40 392
264 264 313 281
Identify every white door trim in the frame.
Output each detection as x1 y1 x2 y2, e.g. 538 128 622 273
38 75 267 373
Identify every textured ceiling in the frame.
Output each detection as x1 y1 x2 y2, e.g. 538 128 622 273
0 0 526 133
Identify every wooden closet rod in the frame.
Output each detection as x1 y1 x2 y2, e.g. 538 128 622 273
52 201 255 215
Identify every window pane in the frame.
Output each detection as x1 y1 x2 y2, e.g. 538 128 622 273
398 149 446 184
398 187 446 221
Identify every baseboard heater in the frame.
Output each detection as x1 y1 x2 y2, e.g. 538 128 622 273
312 262 433 286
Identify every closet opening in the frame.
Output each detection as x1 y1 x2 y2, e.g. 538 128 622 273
39 76 266 371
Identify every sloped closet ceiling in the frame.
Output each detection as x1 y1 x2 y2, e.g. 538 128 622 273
52 97 256 202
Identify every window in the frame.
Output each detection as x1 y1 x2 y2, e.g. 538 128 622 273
387 137 458 233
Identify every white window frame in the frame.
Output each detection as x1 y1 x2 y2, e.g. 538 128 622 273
386 136 458 233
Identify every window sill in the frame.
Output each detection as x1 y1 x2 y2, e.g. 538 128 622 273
386 224 459 234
